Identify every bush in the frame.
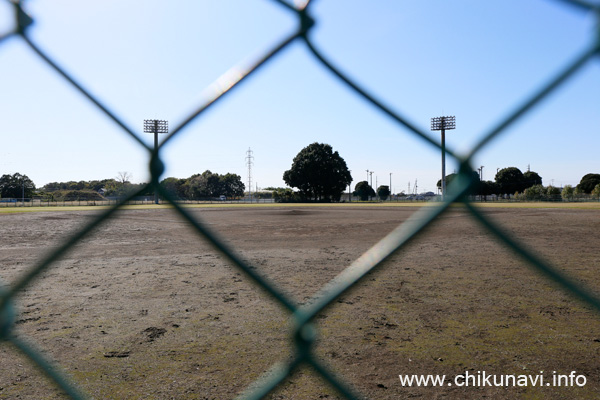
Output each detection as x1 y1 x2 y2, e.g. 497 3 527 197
523 184 545 200
45 190 105 202
272 188 301 203
592 184 600 199
546 185 561 201
561 185 574 201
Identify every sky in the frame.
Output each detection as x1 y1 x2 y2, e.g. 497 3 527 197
1 0 598 194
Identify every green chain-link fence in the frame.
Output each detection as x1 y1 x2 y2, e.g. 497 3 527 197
1 0 599 398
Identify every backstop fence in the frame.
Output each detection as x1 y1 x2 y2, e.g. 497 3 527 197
0 1 599 399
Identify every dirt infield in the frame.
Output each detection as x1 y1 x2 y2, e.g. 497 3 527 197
1 205 600 399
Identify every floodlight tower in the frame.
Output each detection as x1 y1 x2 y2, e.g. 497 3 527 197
144 119 168 204
431 116 456 201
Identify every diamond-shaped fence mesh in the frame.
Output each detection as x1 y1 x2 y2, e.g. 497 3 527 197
0 0 599 399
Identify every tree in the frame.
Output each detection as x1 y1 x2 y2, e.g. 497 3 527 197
184 172 211 199
160 177 187 199
220 173 245 198
592 184 600 199
437 173 457 192
561 185 574 201
478 180 499 196
495 167 526 195
436 171 479 195
353 181 375 201
283 142 352 202
546 185 561 201
0 173 36 199
182 170 244 199
116 171 132 187
523 171 542 188
377 185 390 201
523 184 545 200
576 173 600 194
272 188 300 203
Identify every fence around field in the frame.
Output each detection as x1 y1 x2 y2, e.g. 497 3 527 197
1 1 599 399
1 194 599 208
0 198 277 207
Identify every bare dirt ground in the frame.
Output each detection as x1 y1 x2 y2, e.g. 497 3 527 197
1 204 600 399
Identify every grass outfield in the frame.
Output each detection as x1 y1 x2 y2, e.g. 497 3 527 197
1 200 600 214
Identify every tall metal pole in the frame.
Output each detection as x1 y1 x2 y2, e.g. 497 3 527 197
441 128 446 201
369 171 374 200
431 116 456 202
153 121 159 205
246 148 254 203
144 119 168 205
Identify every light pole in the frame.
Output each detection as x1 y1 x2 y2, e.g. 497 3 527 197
144 119 168 204
431 116 456 201
369 171 374 200
348 170 352 202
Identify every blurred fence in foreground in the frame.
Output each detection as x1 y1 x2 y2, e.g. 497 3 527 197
0 0 599 399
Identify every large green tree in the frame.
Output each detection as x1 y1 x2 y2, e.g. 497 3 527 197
182 170 245 199
523 171 543 188
220 173 245 198
0 173 36 199
436 171 480 195
495 167 526 195
480 180 500 196
377 185 390 201
283 143 352 202
185 171 220 198
576 173 600 194
160 177 187 199
353 181 375 201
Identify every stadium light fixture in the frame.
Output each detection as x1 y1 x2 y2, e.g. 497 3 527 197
431 116 455 201
144 119 169 204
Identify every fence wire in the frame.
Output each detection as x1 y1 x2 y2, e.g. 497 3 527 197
1 0 599 399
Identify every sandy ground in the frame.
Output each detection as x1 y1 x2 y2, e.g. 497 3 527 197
1 205 600 399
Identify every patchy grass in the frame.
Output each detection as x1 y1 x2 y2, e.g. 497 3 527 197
2 200 600 215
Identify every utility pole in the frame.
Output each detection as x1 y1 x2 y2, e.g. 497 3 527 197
431 116 456 201
389 173 392 201
143 119 168 204
369 171 374 200
246 148 254 203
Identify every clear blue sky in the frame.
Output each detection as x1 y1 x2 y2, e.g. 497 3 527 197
1 0 598 194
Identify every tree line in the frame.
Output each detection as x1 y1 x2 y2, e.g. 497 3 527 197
159 171 245 199
440 168 600 200
2 143 600 202
277 143 600 202
0 171 245 201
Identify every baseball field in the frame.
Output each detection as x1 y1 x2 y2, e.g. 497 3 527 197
1 203 599 399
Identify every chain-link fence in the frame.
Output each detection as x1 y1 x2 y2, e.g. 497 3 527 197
1 0 599 399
